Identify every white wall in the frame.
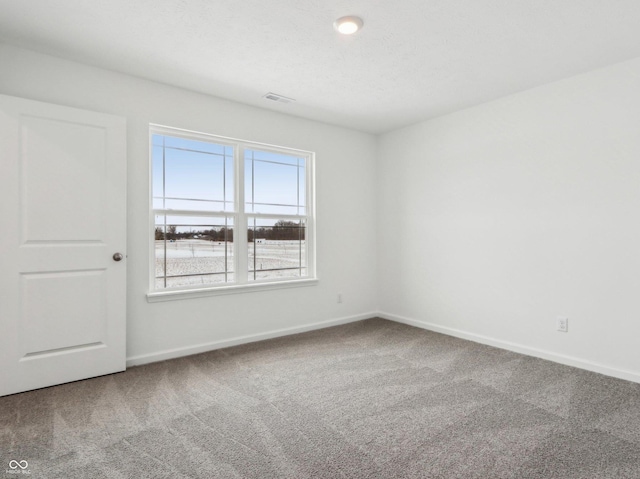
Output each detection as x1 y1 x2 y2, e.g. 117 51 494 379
378 57 640 382
4 42 640 383
0 44 379 364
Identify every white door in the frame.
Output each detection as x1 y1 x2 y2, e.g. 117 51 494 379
0 94 127 397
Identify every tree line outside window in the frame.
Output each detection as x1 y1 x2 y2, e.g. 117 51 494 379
155 220 305 242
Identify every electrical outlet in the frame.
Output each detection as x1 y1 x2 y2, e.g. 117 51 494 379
337 293 343 304
557 316 568 333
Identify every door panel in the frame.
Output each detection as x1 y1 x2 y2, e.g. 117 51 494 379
0 94 126 397
21 270 106 355
21 115 106 242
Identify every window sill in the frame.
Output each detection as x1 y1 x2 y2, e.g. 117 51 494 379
146 278 319 303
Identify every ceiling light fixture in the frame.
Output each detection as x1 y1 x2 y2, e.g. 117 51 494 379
334 16 363 35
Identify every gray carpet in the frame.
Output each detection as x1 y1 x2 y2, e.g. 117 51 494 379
2 318 640 478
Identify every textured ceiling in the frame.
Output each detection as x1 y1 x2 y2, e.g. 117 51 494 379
2 0 640 133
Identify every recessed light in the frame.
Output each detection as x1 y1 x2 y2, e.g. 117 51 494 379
334 16 363 35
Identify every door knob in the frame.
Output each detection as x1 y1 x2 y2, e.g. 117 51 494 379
113 253 124 262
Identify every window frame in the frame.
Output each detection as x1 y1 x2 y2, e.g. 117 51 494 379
147 124 317 302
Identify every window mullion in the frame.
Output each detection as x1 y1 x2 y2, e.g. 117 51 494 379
235 145 248 284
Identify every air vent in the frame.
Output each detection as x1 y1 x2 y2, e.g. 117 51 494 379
263 92 296 104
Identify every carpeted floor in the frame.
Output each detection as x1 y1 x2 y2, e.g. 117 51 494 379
2 318 640 478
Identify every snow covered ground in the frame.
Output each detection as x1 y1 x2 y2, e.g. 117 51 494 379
155 239 306 289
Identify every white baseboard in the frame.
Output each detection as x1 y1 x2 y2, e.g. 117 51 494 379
126 311 376 367
126 310 640 385
379 311 640 385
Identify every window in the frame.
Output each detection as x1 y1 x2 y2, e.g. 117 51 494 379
149 125 315 299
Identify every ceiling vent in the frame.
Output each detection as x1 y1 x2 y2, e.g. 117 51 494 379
263 92 296 104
